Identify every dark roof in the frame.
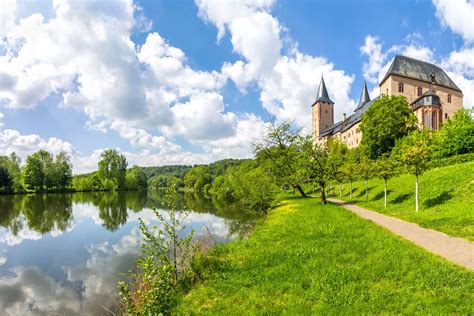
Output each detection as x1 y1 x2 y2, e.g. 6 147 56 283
354 81 371 111
313 76 334 105
380 55 462 92
320 96 380 137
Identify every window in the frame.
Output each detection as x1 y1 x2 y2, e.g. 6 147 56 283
398 83 404 93
423 112 431 129
447 94 451 103
432 112 438 130
325 109 327 114
386 88 388 95
445 113 448 120
417 87 422 96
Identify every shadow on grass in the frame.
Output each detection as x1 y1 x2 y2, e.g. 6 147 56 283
356 186 375 197
391 193 413 204
423 190 453 208
373 190 392 201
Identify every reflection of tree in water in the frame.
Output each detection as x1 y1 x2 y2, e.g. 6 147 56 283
21 194 73 234
92 192 128 232
0 195 24 235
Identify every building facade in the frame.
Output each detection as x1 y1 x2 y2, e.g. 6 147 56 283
312 55 464 148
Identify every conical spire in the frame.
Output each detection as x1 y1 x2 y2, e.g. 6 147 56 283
314 75 334 105
355 81 370 110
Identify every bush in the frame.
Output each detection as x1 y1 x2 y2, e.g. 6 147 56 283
428 152 474 169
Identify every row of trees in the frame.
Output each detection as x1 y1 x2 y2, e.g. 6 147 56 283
0 150 72 193
0 148 148 194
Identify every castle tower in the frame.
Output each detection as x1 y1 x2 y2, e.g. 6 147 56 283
355 81 371 111
311 76 334 139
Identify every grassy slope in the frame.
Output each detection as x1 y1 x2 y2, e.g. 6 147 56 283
336 161 474 241
175 197 473 314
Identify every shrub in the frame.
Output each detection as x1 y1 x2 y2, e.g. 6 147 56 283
428 152 474 169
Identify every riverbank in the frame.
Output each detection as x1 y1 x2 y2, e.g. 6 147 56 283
175 196 473 313
337 161 474 241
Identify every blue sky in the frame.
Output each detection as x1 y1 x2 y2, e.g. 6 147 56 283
0 0 472 172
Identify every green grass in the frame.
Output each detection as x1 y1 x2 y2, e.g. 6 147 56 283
175 197 473 314
336 161 474 241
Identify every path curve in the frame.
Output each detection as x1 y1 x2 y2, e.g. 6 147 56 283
329 198 474 270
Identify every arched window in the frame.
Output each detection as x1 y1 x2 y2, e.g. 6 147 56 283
423 111 431 129
398 83 404 93
417 87 422 96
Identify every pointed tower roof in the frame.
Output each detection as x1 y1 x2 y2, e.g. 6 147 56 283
313 76 334 105
355 81 370 111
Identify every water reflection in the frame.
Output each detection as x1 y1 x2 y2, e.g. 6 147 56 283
0 190 256 315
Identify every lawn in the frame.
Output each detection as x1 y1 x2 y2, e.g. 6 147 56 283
335 161 474 241
175 197 473 314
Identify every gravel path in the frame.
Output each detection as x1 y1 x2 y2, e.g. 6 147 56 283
329 198 474 270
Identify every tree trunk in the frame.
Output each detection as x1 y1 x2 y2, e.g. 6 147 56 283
295 184 307 198
320 184 326 204
384 178 387 207
365 179 368 201
339 184 342 198
415 174 419 212
349 181 352 198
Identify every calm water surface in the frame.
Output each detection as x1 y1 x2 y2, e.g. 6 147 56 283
0 190 255 315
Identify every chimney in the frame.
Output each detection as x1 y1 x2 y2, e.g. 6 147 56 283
343 113 346 120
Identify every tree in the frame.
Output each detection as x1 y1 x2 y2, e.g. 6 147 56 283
253 120 307 197
433 108 474 158
341 160 356 198
98 149 128 190
358 156 374 202
398 130 432 212
126 166 148 190
0 166 13 193
0 153 23 192
45 151 72 190
22 150 53 191
360 95 417 159
183 165 211 192
374 155 397 206
300 137 342 204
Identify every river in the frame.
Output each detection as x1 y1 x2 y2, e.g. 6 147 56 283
0 190 255 315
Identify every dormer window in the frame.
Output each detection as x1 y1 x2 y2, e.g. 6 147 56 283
417 87 422 96
447 94 452 103
398 83 404 93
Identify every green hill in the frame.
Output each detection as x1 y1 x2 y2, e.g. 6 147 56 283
336 161 474 241
176 197 473 313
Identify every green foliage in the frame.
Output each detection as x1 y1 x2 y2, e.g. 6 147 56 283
175 197 473 314
360 95 417 159
228 167 278 214
396 130 432 177
119 183 195 314
0 166 13 193
428 152 474 169
98 149 128 190
125 166 148 190
184 165 211 192
254 120 307 197
433 108 474 158
22 150 52 191
300 137 343 204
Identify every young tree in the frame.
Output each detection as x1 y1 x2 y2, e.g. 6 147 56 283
253 120 307 197
374 155 397 206
300 137 342 204
398 131 432 212
358 156 374 201
341 161 357 198
360 95 417 159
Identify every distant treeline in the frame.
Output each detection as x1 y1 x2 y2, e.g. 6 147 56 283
0 149 148 194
